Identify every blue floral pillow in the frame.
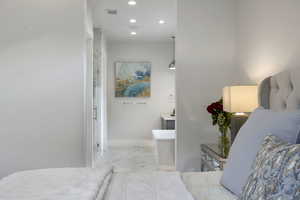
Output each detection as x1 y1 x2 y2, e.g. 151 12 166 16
240 135 300 200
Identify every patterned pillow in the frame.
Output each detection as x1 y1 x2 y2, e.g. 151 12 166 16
240 135 300 200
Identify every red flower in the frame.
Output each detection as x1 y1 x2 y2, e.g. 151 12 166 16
214 102 223 111
207 105 215 114
207 101 223 114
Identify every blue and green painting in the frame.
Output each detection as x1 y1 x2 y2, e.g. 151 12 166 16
115 62 151 97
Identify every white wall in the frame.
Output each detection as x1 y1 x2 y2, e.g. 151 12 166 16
176 0 238 171
107 42 175 144
176 0 300 171
237 0 300 83
0 0 88 178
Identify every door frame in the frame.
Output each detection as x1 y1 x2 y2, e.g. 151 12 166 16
84 36 95 168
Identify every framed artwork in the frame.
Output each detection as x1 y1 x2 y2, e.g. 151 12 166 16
115 62 151 97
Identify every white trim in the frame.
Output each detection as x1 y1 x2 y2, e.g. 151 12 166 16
83 37 94 168
108 140 154 148
100 32 108 152
158 165 176 171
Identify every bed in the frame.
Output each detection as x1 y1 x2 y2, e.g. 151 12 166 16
0 167 195 200
183 68 300 199
0 68 299 200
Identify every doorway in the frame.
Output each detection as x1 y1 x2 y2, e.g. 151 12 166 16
84 37 96 167
93 29 108 158
91 0 177 172
85 31 108 167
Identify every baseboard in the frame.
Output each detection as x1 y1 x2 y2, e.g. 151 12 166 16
108 139 154 147
158 165 176 171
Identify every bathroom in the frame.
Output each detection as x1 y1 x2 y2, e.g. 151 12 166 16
95 39 176 171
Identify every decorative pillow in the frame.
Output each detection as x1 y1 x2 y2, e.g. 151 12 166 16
221 108 300 196
240 135 300 200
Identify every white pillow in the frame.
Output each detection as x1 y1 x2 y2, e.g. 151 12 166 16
220 108 300 196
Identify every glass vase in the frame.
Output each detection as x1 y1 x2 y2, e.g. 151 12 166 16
218 127 230 158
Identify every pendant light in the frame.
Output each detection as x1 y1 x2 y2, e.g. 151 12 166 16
169 36 176 70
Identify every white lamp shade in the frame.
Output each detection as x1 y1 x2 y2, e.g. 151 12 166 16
223 86 258 113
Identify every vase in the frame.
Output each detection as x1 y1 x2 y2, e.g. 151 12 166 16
218 127 230 158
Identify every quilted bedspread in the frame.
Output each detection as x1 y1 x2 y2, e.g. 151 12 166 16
182 171 237 200
105 171 194 200
0 166 113 200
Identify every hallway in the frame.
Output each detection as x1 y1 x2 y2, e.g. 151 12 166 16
96 145 157 172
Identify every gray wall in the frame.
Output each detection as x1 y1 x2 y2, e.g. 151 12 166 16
107 42 175 145
0 0 89 178
237 0 300 83
176 0 238 171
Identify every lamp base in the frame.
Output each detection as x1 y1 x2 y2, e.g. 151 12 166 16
230 114 248 144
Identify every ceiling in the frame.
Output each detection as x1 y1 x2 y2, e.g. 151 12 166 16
91 0 177 42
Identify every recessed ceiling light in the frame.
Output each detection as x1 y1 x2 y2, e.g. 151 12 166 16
130 31 137 35
128 0 137 6
159 20 165 24
129 19 137 23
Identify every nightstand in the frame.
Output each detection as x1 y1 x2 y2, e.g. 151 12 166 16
201 144 227 171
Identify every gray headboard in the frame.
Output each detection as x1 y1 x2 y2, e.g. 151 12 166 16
259 68 300 111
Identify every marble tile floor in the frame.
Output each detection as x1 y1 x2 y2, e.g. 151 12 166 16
96 145 167 172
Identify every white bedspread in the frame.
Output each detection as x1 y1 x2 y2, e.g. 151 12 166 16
0 166 113 200
0 167 237 200
105 171 194 200
182 171 237 200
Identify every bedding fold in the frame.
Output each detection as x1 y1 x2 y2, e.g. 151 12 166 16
182 171 237 200
104 171 194 200
96 171 113 200
0 165 113 200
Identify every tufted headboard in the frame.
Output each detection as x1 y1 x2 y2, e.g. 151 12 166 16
259 68 300 111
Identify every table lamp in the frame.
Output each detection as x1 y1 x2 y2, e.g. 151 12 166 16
223 86 258 144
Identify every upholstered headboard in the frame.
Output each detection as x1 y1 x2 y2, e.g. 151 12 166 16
259 68 300 111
